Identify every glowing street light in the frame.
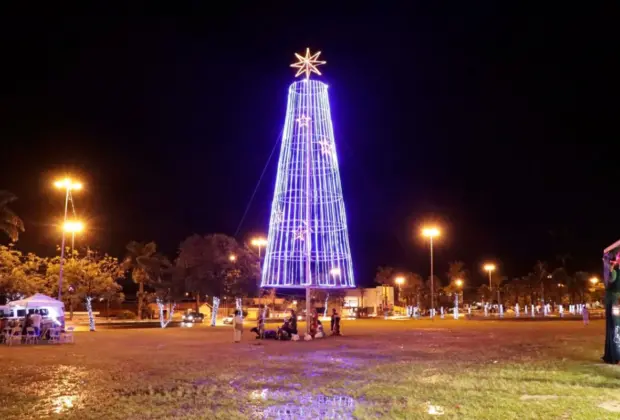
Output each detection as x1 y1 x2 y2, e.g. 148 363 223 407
483 263 498 305
229 254 237 262
251 236 268 302
63 220 84 233
421 226 440 314
53 176 82 302
590 277 599 285
395 276 405 307
250 237 268 258
454 278 464 316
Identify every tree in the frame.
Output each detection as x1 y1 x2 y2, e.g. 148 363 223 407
176 233 259 302
121 241 160 320
444 261 466 298
46 250 123 327
401 272 424 307
0 191 24 242
574 271 591 303
533 261 549 304
374 266 397 285
0 245 47 303
446 261 466 283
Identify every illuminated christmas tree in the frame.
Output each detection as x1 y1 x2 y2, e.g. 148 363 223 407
261 48 355 294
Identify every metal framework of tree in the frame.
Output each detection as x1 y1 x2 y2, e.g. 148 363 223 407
261 48 355 293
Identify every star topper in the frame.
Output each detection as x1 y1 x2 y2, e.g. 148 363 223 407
290 48 326 79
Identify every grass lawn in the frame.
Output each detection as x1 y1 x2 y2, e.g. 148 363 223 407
0 319 618 419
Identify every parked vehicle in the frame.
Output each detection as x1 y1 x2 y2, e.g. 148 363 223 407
181 312 205 323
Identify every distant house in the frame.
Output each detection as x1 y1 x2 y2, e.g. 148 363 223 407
343 286 395 317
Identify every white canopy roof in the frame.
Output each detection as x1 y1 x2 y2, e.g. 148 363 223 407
8 293 65 309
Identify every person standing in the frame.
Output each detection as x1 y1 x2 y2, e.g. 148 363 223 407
232 310 243 343
602 252 620 364
582 304 590 326
30 310 42 336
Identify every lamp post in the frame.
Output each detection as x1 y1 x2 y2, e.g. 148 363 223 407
395 276 405 307
483 263 497 305
251 237 268 305
422 227 440 315
63 220 84 257
54 177 82 301
454 278 463 318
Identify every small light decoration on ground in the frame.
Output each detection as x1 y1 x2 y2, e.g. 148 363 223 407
211 297 220 327
261 48 354 290
85 296 95 331
156 297 176 329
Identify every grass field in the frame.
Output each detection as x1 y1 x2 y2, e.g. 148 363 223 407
0 319 618 419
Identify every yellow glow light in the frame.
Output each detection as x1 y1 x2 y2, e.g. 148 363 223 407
251 237 267 247
63 221 84 233
54 177 82 190
483 263 496 272
589 277 599 285
421 227 440 238
455 279 463 287
229 254 237 262
395 276 405 285
330 267 341 277
290 48 326 79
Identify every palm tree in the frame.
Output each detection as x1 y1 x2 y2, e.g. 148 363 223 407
0 191 24 242
122 241 157 319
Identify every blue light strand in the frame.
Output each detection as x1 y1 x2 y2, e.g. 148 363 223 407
261 79 355 289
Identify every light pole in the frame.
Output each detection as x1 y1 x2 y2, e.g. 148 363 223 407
484 263 497 306
422 227 440 315
395 276 405 307
251 237 268 304
54 177 82 301
64 220 84 257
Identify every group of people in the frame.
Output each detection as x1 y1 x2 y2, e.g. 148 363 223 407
243 307 342 342
0 310 43 337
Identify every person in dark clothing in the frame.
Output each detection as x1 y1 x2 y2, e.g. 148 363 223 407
288 309 298 335
602 252 620 364
331 308 341 336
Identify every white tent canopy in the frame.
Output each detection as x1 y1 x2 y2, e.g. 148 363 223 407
8 293 65 310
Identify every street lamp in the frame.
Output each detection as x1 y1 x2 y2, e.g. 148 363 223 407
483 263 497 304
454 278 464 317
589 277 599 285
229 254 237 262
63 220 84 256
250 237 267 258
54 177 82 301
422 226 440 314
395 276 405 307
251 236 267 303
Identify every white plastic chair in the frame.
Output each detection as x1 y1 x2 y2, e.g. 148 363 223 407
2 328 11 345
61 327 74 344
49 328 61 344
8 328 22 346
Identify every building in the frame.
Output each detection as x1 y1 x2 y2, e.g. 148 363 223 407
343 286 395 317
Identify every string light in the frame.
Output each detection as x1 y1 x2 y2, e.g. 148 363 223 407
211 297 220 327
261 51 354 289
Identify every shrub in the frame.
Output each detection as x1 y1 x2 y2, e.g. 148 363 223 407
116 310 137 320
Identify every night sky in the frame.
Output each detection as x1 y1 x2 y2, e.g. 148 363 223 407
0 5 614 287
